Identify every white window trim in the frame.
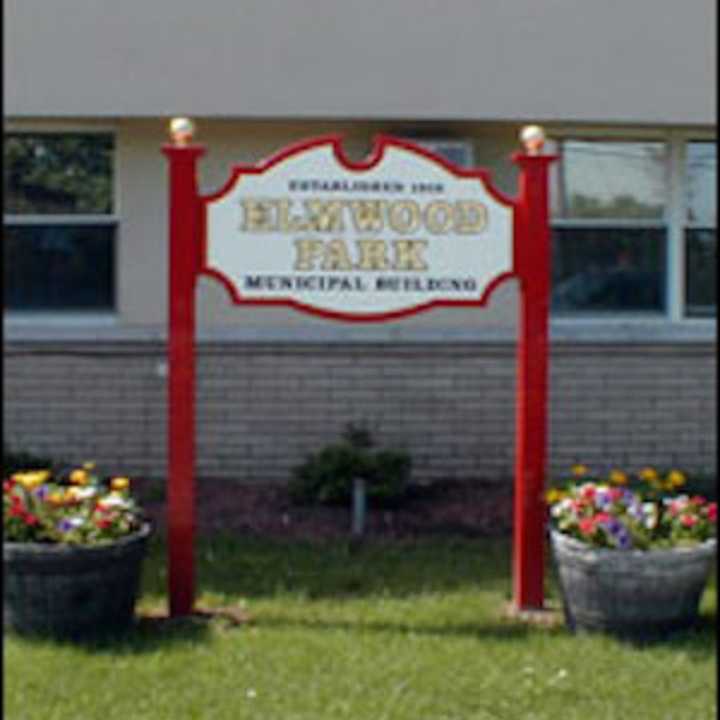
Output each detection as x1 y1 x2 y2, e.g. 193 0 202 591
4 126 120 322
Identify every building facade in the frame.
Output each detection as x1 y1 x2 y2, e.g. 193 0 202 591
4 1 717 483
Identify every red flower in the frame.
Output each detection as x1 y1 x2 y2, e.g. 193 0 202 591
595 512 611 524
3 478 16 493
706 503 717 522
680 514 698 528
607 488 623 502
579 484 596 501
689 496 706 506
9 505 25 518
95 518 112 530
24 513 39 526
579 517 596 535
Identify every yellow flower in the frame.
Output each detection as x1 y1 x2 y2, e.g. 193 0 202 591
12 470 51 490
47 491 65 506
69 469 89 486
64 487 80 502
608 469 628 486
545 488 565 504
666 470 686 488
571 464 590 478
82 461 96 471
110 476 130 492
638 467 659 483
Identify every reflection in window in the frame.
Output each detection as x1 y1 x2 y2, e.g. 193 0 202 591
4 225 115 311
553 141 667 220
3 132 116 313
552 227 665 313
685 142 716 317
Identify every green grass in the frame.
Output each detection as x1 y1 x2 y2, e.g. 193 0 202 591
4 535 716 720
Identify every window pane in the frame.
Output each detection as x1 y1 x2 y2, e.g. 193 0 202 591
4 225 115 310
551 227 666 312
4 134 113 215
686 142 717 227
685 229 716 317
553 141 667 219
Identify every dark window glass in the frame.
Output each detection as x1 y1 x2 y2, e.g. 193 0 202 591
685 229 716 318
4 225 115 310
685 142 716 317
4 134 113 215
551 227 666 313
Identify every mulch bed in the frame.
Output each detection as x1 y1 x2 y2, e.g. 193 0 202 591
133 477 514 540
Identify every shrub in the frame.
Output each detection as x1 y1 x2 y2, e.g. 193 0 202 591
3 448 59 477
290 424 411 507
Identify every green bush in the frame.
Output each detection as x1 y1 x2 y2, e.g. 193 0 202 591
2 448 58 477
289 424 411 507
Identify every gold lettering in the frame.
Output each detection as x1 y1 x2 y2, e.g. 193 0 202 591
424 201 453 235
454 201 488 234
393 239 428 271
348 201 387 233
278 199 309 233
322 239 353 271
356 239 390 270
388 201 421 234
241 199 275 232
304 199 345 233
294 239 325 270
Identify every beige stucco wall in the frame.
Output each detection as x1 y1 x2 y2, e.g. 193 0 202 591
116 118 522 335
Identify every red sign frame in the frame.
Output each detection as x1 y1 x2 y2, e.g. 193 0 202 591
162 135 556 615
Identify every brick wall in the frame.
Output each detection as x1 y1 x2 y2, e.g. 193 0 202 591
3 341 716 483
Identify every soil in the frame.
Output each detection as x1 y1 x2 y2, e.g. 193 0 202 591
133 477 514 541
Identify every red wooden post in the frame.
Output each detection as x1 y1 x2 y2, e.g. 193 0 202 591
511 149 556 610
162 140 205 617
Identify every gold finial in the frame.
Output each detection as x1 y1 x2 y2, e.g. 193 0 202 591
169 117 196 146
520 125 546 155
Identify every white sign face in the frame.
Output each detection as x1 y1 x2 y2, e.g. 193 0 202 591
205 137 514 320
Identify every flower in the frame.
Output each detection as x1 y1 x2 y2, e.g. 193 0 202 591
69 469 90 486
666 470 686 488
3 462 144 545
571 464 589 478
547 465 716 550
110 476 130 492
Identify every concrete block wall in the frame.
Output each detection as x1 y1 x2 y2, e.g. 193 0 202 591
3 341 716 483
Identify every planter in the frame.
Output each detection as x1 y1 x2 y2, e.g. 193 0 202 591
550 529 716 639
4 522 153 639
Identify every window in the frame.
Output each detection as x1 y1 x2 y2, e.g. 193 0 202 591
3 133 116 312
684 141 717 318
550 139 668 314
402 138 475 168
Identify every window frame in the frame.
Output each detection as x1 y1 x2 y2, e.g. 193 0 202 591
547 127 716 326
3 124 120 320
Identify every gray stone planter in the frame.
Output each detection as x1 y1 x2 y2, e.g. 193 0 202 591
550 529 716 639
4 522 153 640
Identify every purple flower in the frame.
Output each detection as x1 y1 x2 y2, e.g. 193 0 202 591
31 485 49 501
599 516 633 549
57 517 83 533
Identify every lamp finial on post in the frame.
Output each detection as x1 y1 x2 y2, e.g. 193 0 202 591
169 117 196 147
520 125 546 156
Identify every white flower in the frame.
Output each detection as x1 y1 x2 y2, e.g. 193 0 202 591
642 502 658 529
75 487 98 500
98 493 130 509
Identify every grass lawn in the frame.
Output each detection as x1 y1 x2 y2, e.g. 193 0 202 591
4 534 716 720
